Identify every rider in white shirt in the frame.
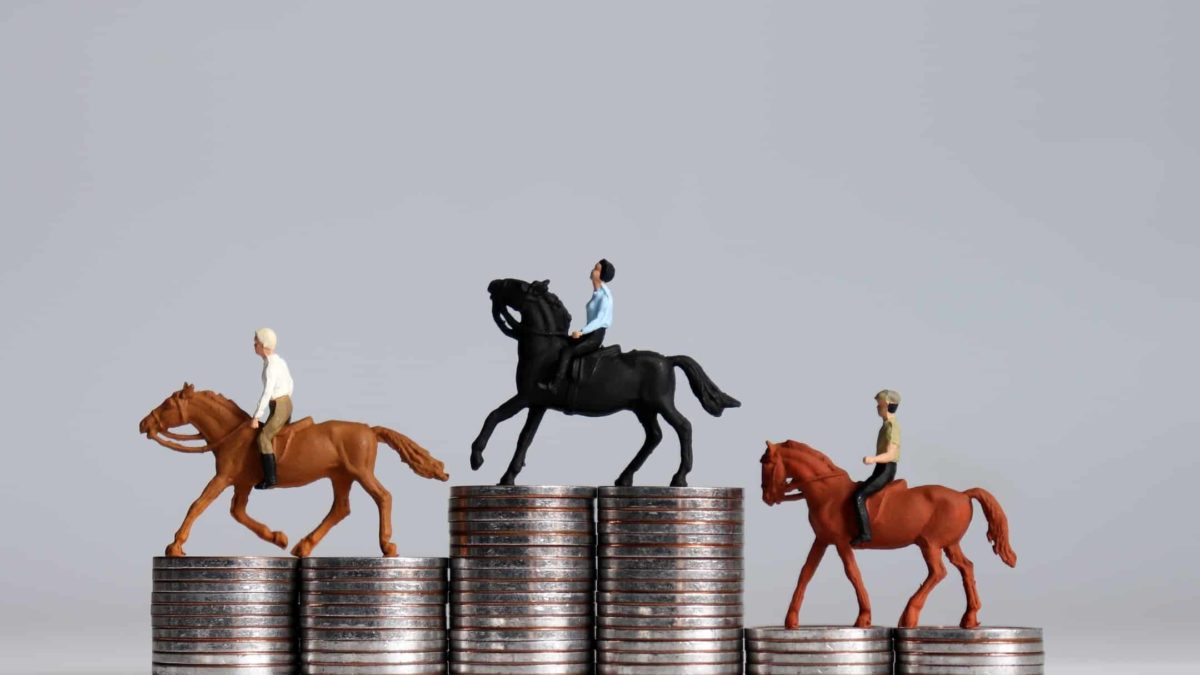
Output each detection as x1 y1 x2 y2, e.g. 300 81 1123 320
251 328 293 489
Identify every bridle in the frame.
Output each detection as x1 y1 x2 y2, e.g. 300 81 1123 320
766 449 845 502
492 297 570 339
146 393 217 452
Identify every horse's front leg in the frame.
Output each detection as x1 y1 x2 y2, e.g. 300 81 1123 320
230 483 288 550
785 540 828 629
835 542 873 627
165 475 232 557
471 394 527 470
499 407 546 485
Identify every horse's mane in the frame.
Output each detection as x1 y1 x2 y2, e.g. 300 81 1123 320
527 285 572 333
198 389 250 419
781 439 849 477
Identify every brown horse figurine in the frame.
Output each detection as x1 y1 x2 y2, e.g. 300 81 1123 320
139 383 449 558
760 440 1016 629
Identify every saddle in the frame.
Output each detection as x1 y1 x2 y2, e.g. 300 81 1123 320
563 345 623 412
865 479 908 522
272 417 314 460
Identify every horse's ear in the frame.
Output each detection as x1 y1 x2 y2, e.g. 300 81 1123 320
183 383 194 397
530 280 547 296
541 279 550 287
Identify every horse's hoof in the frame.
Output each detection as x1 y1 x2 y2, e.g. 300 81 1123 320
382 542 398 557
291 541 312 558
498 474 516 486
669 474 688 487
784 612 799 630
959 615 980 629
270 531 288 549
854 614 872 628
898 612 918 628
614 474 633 487
165 544 185 557
470 451 484 471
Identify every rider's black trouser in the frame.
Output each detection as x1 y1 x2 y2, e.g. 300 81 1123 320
551 328 606 385
853 461 897 539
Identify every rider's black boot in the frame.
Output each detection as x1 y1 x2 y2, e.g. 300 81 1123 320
850 495 872 546
255 453 277 490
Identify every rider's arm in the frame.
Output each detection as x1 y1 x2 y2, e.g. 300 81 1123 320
252 362 277 422
580 286 612 334
866 443 899 464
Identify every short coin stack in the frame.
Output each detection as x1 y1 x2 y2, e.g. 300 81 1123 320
300 557 448 674
745 626 893 674
895 626 1045 674
151 556 298 675
597 486 744 675
449 485 596 674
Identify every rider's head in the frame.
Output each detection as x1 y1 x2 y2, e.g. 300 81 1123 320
594 259 615 284
875 389 900 416
254 327 277 357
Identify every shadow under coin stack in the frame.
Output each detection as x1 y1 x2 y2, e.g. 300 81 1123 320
152 556 299 675
895 626 1045 674
300 557 448 674
449 486 596 675
744 626 893 674
597 486 744 675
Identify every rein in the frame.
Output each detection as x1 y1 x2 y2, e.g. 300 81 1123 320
147 394 247 454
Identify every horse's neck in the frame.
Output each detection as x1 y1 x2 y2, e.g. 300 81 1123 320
191 395 246 443
788 458 853 501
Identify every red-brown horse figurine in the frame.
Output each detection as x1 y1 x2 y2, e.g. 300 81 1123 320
760 440 1016 629
139 383 449 558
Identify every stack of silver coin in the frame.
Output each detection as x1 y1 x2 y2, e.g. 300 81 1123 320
151 556 298 675
300 557 448 674
597 486 744 675
895 626 1044 674
449 485 596 675
745 626 893 674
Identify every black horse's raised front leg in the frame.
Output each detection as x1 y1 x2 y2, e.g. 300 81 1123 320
471 394 527 470
499 407 546 485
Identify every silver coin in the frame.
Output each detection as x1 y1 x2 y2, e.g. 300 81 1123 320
152 640 294 653
452 603 591 618
597 592 741 605
748 650 893 666
303 604 445 618
601 509 743 524
304 664 448 675
303 568 446 581
597 627 743 641
897 652 1043 666
894 666 1043 675
302 616 445 630
154 556 298 569
451 546 593 559
152 603 293 617
452 534 596 547
598 651 742 665
152 592 295 604
450 497 593 510
451 652 592 665
599 568 741 582
597 639 742 653
452 615 592 629
896 638 1043 655
600 533 744 547
599 557 743 571
746 640 892 655
452 485 596 498
450 628 593 642
449 664 592 675
449 638 592 652
451 591 594 605
154 569 298 582
302 638 446 652
600 498 742 511
453 579 591 592
452 568 594 582
452 519 593 532
450 510 593 523
451 557 594 571
592 658 739 667
152 652 296 666
303 628 449 641
153 614 294 629
599 579 742 593
301 649 447 664
895 626 1041 642
597 615 742 629
153 581 296 594
599 604 742 618
303 579 446 592
599 545 741 559
302 556 445 568
747 665 892 675
747 626 893 642
303 593 444 606
598 487 742 499
153 665 296 675
599 522 743 535
152 627 294 640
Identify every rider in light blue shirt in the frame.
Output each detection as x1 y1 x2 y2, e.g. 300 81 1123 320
541 258 615 393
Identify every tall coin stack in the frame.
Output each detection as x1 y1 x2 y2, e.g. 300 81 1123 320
300 557 448 674
597 487 744 675
152 556 299 675
895 626 1045 674
449 486 596 675
744 626 893 674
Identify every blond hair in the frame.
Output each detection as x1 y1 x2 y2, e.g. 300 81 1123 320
255 327 277 350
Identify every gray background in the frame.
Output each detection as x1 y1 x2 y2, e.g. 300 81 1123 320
1 1 1196 672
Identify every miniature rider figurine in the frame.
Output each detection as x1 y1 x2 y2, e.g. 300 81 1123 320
851 389 901 546
250 328 294 490
540 259 615 393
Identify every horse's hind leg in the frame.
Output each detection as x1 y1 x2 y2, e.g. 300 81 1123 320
165 475 231 557
291 477 353 558
230 484 288 550
899 541 948 627
615 409 663 487
499 407 546 485
659 402 693 487
354 473 397 557
946 542 982 628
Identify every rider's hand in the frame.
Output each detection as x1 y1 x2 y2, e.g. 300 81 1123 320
571 331 583 339
251 419 260 429
862 456 873 465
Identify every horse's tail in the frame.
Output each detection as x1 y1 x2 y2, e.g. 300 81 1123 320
373 427 450 481
965 488 1017 567
670 356 741 417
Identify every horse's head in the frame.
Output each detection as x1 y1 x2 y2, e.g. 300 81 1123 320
488 278 532 314
761 440 846 505
139 383 214 453
487 277 571 334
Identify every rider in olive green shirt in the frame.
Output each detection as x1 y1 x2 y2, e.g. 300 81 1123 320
851 390 901 546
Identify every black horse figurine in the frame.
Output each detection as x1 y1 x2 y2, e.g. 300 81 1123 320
471 278 741 487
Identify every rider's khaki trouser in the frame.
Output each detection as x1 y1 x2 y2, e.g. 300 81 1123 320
258 396 292 455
